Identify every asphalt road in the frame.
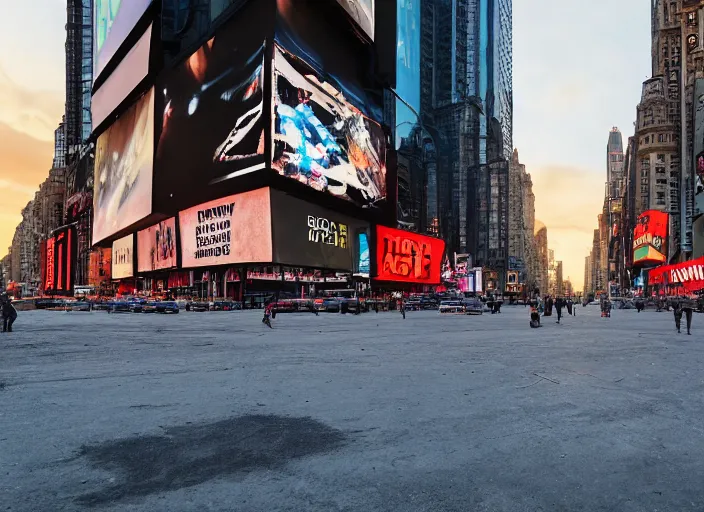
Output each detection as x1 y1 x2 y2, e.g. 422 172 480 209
1 305 703 511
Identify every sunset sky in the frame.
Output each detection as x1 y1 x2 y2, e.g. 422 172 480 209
0 0 651 291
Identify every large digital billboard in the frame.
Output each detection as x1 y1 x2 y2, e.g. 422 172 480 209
154 6 268 212
94 0 152 82
272 46 387 209
137 218 177 272
374 226 445 284
93 88 154 245
111 234 134 280
633 210 668 265
92 24 152 129
270 190 369 271
44 225 77 296
179 189 273 269
334 0 375 40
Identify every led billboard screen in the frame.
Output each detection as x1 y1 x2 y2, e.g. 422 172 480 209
155 7 268 211
92 24 152 129
94 0 152 82
44 226 77 296
272 46 387 209
112 234 134 279
270 190 369 271
93 88 154 245
358 232 370 276
137 218 177 272
633 210 668 265
374 226 445 284
179 188 273 269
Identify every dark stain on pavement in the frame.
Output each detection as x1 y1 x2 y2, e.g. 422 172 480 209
75 414 346 507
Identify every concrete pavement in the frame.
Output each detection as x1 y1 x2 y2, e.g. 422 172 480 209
1 305 703 511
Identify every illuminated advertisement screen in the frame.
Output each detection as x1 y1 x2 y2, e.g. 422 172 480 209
334 0 375 40
137 218 177 272
358 232 370 275
45 236 55 292
374 225 445 284
155 7 267 211
270 190 369 271
272 46 386 209
92 24 151 129
94 0 152 82
93 88 154 245
179 188 273 269
633 210 668 264
44 226 77 296
112 234 134 280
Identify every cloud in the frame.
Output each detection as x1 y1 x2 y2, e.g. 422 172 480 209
0 65 64 141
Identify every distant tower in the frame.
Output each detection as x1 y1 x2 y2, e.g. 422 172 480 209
606 127 624 198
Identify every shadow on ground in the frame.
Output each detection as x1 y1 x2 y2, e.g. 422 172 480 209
75 415 346 507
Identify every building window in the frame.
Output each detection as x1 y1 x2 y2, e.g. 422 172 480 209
688 11 698 27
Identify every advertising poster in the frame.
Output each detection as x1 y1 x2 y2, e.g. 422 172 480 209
272 46 387 209
94 0 152 81
93 88 154 245
44 226 77 296
179 188 273 268
374 226 445 284
112 234 134 280
137 218 177 272
358 232 370 276
155 5 269 211
633 210 668 265
92 24 152 129
270 190 369 271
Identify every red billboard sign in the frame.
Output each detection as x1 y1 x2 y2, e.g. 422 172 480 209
374 226 445 284
44 225 76 296
648 256 704 292
633 210 668 265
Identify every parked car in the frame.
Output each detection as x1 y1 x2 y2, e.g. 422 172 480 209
463 297 484 315
156 301 180 313
191 301 210 312
321 298 341 313
143 301 158 313
439 300 465 314
69 300 92 312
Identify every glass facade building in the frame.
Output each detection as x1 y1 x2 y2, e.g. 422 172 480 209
66 0 93 161
417 0 512 273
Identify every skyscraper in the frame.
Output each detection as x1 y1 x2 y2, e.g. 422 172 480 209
65 0 93 163
420 0 513 281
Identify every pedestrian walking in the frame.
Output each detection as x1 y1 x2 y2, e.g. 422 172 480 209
1 293 17 333
672 299 683 334
400 299 406 319
555 297 564 324
262 303 273 328
566 299 573 316
680 296 695 335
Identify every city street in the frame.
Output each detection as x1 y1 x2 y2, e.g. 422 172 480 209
1 305 703 511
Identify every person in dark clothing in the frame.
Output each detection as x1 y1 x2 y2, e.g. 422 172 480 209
682 299 694 335
544 296 553 317
635 299 644 313
566 299 573 316
1 293 17 332
529 307 542 328
673 300 683 334
555 297 564 324
400 300 406 319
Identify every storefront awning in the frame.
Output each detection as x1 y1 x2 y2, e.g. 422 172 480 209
648 256 704 291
